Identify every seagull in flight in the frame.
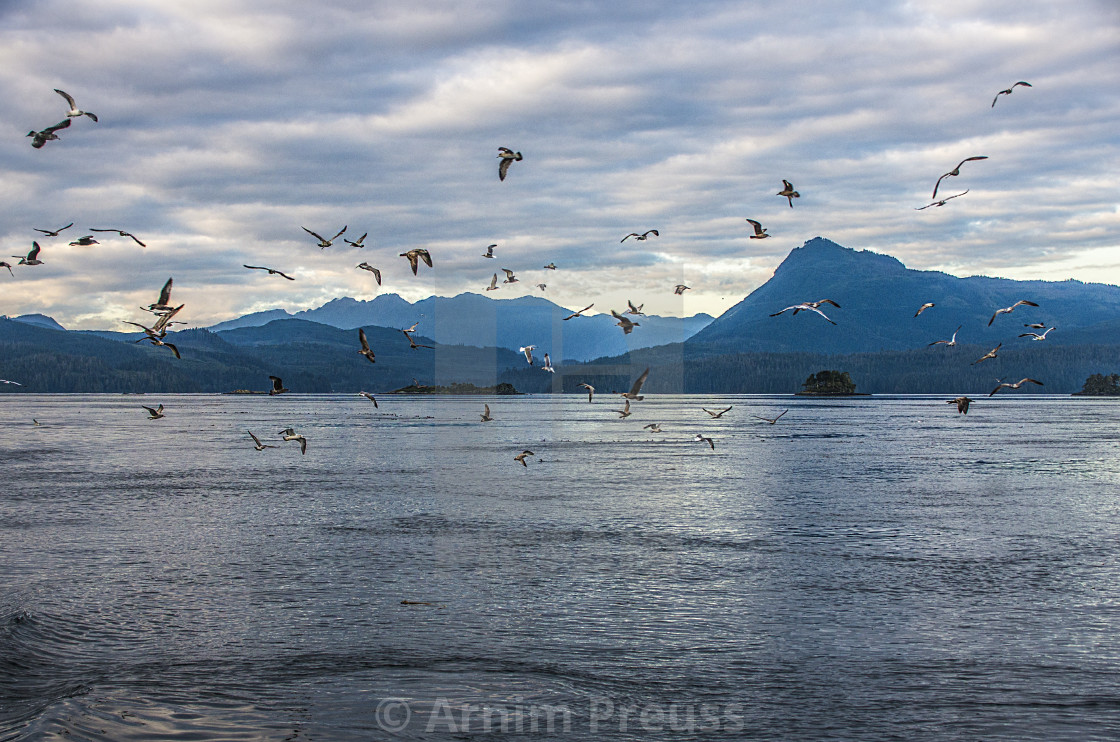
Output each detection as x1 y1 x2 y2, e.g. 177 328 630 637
497 147 522 181
248 430 278 450
34 223 73 237
674 285 691 295
485 273 499 291
752 410 788 424
703 406 733 418
542 353 555 373
69 236 99 246
776 179 800 207
770 300 839 325
933 156 987 199
13 243 44 266
928 325 962 347
621 230 658 242
357 329 376 363
358 391 379 407
404 332 433 350
27 119 71 148
501 268 518 284
514 449 534 466
644 423 662 433
54 89 98 121
145 278 175 313
694 434 715 450
614 399 632 418
89 228 145 247
142 404 165 420
972 343 1002 365
610 310 639 334
302 226 346 248
400 249 433 275
992 81 1032 108
745 219 770 239
519 345 535 365
280 427 307 454
356 263 382 284
989 300 1039 326
543 262 557 270
140 334 181 359
269 376 289 395
625 300 645 316
990 378 1043 396
621 367 650 401
914 302 936 316
578 383 595 402
535 283 547 292
0 379 23 385
344 232 367 248
948 396 974 414
1019 327 1055 341
480 404 493 422
562 304 593 320
0 262 12 276
482 244 496 258
915 190 969 210
244 265 294 280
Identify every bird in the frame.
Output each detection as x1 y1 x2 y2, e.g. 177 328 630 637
992 81 1032 108
578 383 595 402
543 263 557 270
400 249 433 275
244 265 294 280
972 343 1002 365
694 434 715 450
497 147 522 181
610 310 639 334
752 410 788 424
928 325 962 347
357 328 376 363
89 228 145 247
1019 327 1055 341
777 179 800 207
625 300 645 316
142 404 164 420
68 236 99 246
302 226 347 248
948 396 973 414
621 230 659 242
482 244 496 258
644 423 662 433
542 353 555 373
514 449 534 466
54 89 98 121
484 273 500 292
145 278 175 313
344 232 367 248
280 427 307 454
404 332 433 350
13 243 44 266
269 376 289 395
501 268 518 284
0 262 13 276
769 301 839 325
1023 322 1047 329
988 300 1039 326
562 304 594 320
990 378 1043 396
932 156 988 199
358 391 379 407
356 263 382 284
0 379 23 385
703 406 733 418
621 367 650 401
402 322 420 334
614 399 632 418
33 223 73 237
914 302 936 316
915 190 969 210
674 285 691 295
745 219 769 239
248 430 278 450
519 345 535 365
27 119 71 148
535 283 547 292
480 404 493 422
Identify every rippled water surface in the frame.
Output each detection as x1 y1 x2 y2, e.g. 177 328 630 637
2 393 1119 741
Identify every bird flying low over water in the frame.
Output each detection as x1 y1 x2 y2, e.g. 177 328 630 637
519 345 535 365
562 304 593 320
610 310 639 334
400 249 433 275
514 449 534 466
614 399 632 418
933 157 987 199
358 391 378 407
280 427 307 454
248 430 278 450
694 434 715 450
914 302 936 316
55 89 98 121
621 230 658 242
89 228 145 247
972 343 1002 364
482 244 496 258
1019 327 1055 341
644 423 662 433
915 190 968 210
989 300 1038 326
480 404 492 422
344 232 367 248
28 119 71 148
928 325 962 347
948 396 974 414
302 226 346 248
497 148 522 181
578 383 595 402
753 410 788 424
357 329 376 363
269 376 289 395
356 263 382 284
674 285 691 295
990 378 1043 396
34 223 72 237
542 353 555 373
992 81 1032 108
13 243 44 266
621 367 650 401
703 406 732 418
244 265 294 280
745 219 769 239
770 300 840 325
777 180 800 207
142 404 164 419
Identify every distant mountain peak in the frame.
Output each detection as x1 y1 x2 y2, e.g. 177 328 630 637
9 313 66 331
774 237 906 276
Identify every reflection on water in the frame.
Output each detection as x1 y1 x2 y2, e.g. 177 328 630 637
1 394 1119 740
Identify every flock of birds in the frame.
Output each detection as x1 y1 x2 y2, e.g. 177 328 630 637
11 81 1047 462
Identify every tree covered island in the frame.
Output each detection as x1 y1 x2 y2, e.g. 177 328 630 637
796 370 868 396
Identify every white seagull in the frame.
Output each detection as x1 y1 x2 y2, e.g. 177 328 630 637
55 89 98 121
928 325 962 347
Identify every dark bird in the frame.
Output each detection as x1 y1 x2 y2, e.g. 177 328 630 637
928 325 962 347
914 302 936 316
610 309 639 334
674 284 691 295
625 300 645 316
614 399 632 418
54 89 98 121
992 81 1032 108
404 331 433 350
244 265 294 280
69 236 99 246
745 218 770 239
248 430 278 450
777 179 800 207
543 262 557 270
302 225 347 248
752 409 788 424
344 232 367 248
0 262 13 276
501 267 518 284
356 263 382 284
621 230 659 242
915 190 968 210
27 119 71 148
694 434 715 450
621 367 650 401
948 396 973 414
562 303 593 320
703 406 733 418
482 244 496 258
89 228 146 247
972 343 1002 365
990 378 1043 396
1023 322 1046 329
280 427 307 454
269 375 289 395
13 243 44 266
357 328 376 363
400 249 432 275
142 404 165 420
933 156 987 199
358 391 378 407
498 147 522 181
145 278 175 313
140 334 180 359
989 300 1038 326
33 223 73 237
514 449 534 467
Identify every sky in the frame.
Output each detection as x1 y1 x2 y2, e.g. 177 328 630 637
1 0 1117 330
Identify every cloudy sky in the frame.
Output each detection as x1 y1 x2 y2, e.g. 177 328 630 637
1 0 1117 329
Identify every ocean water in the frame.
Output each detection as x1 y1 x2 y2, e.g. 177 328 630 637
1 393 1119 741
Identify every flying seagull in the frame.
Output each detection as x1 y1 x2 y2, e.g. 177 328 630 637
644 423 662 433
542 353 555 373
703 406 733 418
400 249 433 275
777 179 800 207
69 236 99 246
0 379 23 385
280 427 307 454
614 399 632 418
752 409 788 424
989 300 1039 326
302 226 347 248
674 285 691 295
0 262 13 276
248 430 278 450
535 283 547 292
543 262 557 270
357 328 376 363
514 449 534 466
344 232 367 248
972 343 1002 365
610 310 639 334
621 230 659 242
244 265 294 280
621 367 650 401
915 190 969 210
948 396 974 414
358 391 379 407
89 228 145 247
992 81 1032 108
485 273 499 291
27 119 71 148
745 219 770 239
562 304 593 320
54 89 98 121
1019 327 1055 341
33 223 73 237
480 404 493 422
356 263 382 284
625 300 645 316
1023 322 1046 329
928 325 962 347
145 278 175 313
578 383 595 402
933 156 988 200
501 268 518 284
142 404 164 420
914 302 936 316
990 378 1043 396
482 244 496 258
519 345 535 365
13 243 44 265
498 147 522 181
769 301 839 325
269 375 289 395
694 434 715 450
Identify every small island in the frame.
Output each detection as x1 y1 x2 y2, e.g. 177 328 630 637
389 382 520 395
1072 373 1120 396
795 370 869 396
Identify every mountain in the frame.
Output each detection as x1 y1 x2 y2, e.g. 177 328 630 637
689 237 1120 352
207 293 712 362
9 314 66 331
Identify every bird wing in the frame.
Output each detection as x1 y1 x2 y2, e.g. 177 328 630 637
55 89 78 108
28 242 41 260
249 430 263 446
808 307 836 324
418 250 432 268
488 274 497 290
156 278 173 306
404 252 419 274
483 404 490 417
329 226 348 241
270 375 284 390
499 158 512 181
932 173 949 199
359 328 370 351
628 367 650 397
302 227 326 242
244 264 266 271
502 268 515 279
42 119 72 136
745 219 763 235
164 343 180 359
1016 300 1039 308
